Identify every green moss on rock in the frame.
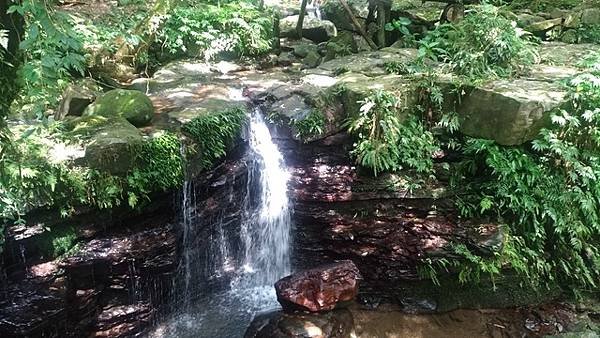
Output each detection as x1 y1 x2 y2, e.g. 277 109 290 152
68 115 144 174
182 107 247 172
84 89 154 127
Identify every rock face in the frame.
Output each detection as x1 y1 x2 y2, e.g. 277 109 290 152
0 195 176 338
456 79 567 145
275 261 361 312
84 89 154 127
280 15 337 43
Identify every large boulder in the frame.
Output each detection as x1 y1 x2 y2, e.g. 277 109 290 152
67 115 144 174
280 15 337 43
525 18 563 36
581 8 600 25
84 89 154 127
453 43 600 146
336 73 419 118
516 13 547 28
275 260 361 312
317 47 418 77
55 78 102 120
455 79 568 145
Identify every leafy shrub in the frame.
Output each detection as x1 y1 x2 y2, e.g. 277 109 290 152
0 125 186 251
10 0 87 118
385 17 417 47
347 90 439 176
574 25 600 44
155 2 273 61
507 0 586 11
443 68 600 290
292 110 326 141
420 5 538 80
182 107 247 171
127 132 184 207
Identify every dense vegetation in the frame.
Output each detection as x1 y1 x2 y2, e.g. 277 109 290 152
1 0 600 298
340 3 600 292
0 0 271 253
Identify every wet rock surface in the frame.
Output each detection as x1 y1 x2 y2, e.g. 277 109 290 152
245 309 355 338
0 199 176 338
246 301 600 338
0 149 255 337
275 260 360 312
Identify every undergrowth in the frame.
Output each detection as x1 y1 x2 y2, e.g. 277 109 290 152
419 4 538 80
154 2 273 61
292 110 326 141
347 90 439 176
0 128 185 251
421 56 600 292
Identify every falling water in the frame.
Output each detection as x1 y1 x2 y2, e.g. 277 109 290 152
307 0 322 20
238 111 291 287
178 144 197 307
148 107 292 337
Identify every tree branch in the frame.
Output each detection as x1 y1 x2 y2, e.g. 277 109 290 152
339 0 378 50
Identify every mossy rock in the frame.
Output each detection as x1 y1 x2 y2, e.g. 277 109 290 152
84 89 154 127
68 115 143 174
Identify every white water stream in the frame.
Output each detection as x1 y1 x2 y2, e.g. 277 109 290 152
148 108 291 337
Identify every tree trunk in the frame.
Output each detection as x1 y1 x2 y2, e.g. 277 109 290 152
376 3 390 48
0 0 24 117
0 0 24 62
273 12 280 52
296 0 309 39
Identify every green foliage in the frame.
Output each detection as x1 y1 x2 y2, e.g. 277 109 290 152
347 90 439 176
0 124 186 251
384 61 416 75
155 2 273 61
385 17 417 47
507 0 585 11
574 25 600 44
182 107 247 171
127 132 184 207
420 5 538 80
292 110 326 141
36 225 79 258
444 69 600 290
10 0 86 118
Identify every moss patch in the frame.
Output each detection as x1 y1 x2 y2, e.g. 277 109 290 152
84 89 154 127
182 107 247 171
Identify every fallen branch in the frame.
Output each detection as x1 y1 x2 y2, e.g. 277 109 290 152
339 0 378 50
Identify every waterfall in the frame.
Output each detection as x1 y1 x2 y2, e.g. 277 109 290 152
307 0 322 20
237 111 291 288
149 107 292 337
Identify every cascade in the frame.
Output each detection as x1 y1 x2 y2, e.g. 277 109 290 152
148 107 291 337
307 0 322 20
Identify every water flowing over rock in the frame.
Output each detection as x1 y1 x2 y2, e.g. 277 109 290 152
149 107 294 337
275 260 361 312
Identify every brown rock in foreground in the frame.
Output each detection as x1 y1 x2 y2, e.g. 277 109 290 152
275 260 361 312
